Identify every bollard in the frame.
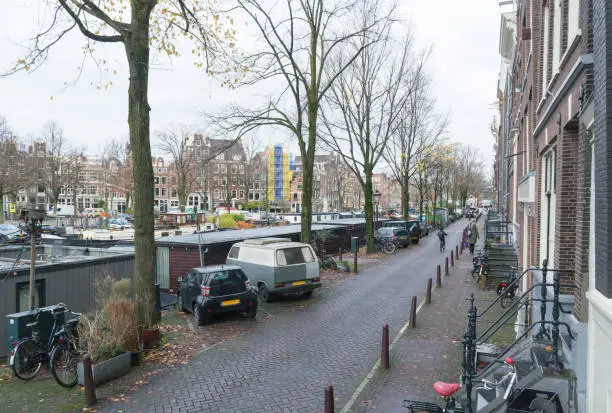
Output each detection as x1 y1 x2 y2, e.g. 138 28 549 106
445 257 449 276
354 249 358 274
381 324 390 369
436 267 442 288
426 278 432 304
456 245 459 260
83 353 97 406
339 248 343 261
324 385 335 413
451 250 455 267
437 264 441 283
410 296 417 327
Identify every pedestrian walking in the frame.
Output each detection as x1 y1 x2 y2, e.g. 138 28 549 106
468 219 479 254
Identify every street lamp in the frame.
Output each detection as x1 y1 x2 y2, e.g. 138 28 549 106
373 189 382 229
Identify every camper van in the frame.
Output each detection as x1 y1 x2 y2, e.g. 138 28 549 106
226 238 321 302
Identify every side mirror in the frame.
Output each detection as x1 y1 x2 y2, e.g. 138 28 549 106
177 276 183 283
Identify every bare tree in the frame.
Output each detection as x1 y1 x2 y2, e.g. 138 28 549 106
242 136 261 210
0 117 18 223
451 145 485 208
40 121 69 216
214 0 390 244
156 127 194 212
383 55 447 219
100 139 124 214
320 3 408 253
64 151 86 224
5 0 237 327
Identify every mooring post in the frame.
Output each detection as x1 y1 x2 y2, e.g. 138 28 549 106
83 353 97 407
381 324 390 369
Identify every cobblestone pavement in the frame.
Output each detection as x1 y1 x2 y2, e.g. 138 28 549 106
351 221 484 413
98 223 469 413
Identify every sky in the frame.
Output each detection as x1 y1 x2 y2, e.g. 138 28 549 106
0 0 502 174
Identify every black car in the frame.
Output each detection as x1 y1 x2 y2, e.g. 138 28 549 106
382 220 422 244
376 227 411 248
177 265 258 326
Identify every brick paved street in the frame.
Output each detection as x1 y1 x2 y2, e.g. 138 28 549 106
351 247 477 413
98 223 468 413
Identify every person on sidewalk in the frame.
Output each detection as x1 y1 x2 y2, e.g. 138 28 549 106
468 219 479 254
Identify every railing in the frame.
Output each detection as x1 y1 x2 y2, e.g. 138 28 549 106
460 260 577 410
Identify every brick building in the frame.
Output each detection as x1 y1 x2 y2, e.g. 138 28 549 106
496 0 596 409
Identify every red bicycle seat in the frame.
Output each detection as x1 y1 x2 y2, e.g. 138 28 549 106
433 381 461 397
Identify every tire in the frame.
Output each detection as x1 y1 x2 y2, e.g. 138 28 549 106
440 242 444 253
245 306 257 319
259 283 271 303
50 344 79 388
412 237 419 245
193 303 206 326
383 240 397 255
11 339 42 381
303 291 313 298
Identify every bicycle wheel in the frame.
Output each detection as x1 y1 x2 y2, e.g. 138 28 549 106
50 344 79 388
383 240 397 254
440 241 444 252
11 339 42 380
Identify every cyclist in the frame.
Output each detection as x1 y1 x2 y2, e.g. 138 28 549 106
437 226 448 251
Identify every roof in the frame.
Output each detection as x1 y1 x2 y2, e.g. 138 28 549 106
156 224 342 246
191 264 242 273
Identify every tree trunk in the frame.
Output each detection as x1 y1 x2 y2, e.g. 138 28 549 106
300 153 314 244
0 184 4 224
363 170 375 254
179 179 187 212
125 2 156 328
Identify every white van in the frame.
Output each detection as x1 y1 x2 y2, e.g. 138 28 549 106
226 238 321 302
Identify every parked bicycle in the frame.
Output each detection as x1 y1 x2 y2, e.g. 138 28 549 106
10 304 81 388
374 235 398 254
402 358 518 413
471 250 489 277
496 267 519 308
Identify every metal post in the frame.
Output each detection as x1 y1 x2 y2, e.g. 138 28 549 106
451 250 454 267
381 324 390 369
456 245 459 260
410 296 417 327
353 249 358 274
436 267 442 288
536 259 550 339
324 385 334 413
426 278 432 304
83 353 97 406
445 257 449 276
28 222 36 309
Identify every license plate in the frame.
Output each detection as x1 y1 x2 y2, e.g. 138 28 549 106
293 280 306 286
221 299 240 307
400 236 407 240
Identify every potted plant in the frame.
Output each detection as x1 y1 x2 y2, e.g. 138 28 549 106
77 276 141 385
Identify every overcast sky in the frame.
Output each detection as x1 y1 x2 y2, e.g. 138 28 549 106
0 0 501 173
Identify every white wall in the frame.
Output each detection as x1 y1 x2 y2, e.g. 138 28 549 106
587 291 612 413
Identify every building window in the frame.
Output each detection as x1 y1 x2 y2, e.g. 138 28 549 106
155 188 160 196
17 280 45 312
214 189 220 199
171 189 177 197
249 193 254 200
154 176 160 185
161 188 167 197
255 193 260 201
161 177 167 185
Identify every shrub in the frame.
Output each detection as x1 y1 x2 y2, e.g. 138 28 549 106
231 213 245 222
218 214 237 228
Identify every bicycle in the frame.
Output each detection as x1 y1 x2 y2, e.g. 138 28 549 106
439 237 446 253
10 304 81 388
497 267 519 308
374 236 398 254
402 358 518 413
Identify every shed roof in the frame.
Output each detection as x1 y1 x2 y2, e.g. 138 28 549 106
155 224 342 246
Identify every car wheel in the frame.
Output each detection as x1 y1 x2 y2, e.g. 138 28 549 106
258 283 271 303
412 237 419 245
193 303 206 326
303 291 313 298
245 306 257 319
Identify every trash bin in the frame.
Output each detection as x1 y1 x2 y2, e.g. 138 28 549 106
351 236 359 252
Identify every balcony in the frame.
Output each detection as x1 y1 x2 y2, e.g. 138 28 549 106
517 172 535 203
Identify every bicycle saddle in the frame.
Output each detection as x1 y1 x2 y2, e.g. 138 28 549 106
433 381 461 397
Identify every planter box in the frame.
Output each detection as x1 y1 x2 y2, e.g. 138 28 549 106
77 351 132 386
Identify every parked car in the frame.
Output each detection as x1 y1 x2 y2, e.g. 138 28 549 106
177 265 258 326
419 222 431 237
226 238 321 302
376 227 411 248
40 224 58 235
0 224 28 243
382 220 422 244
